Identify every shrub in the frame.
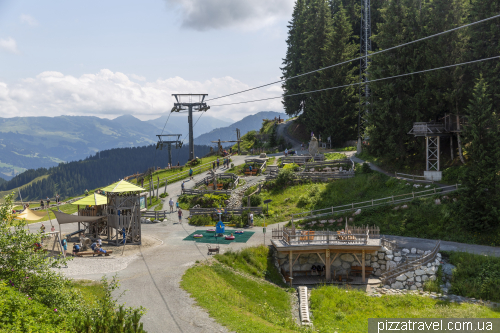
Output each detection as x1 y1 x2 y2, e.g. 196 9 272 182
275 168 295 187
442 166 466 184
190 215 213 226
283 163 299 171
159 192 169 198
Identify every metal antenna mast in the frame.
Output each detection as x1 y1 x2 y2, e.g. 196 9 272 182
358 0 372 153
156 134 182 166
171 94 210 161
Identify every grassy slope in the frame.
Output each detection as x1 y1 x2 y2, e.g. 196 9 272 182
0 175 50 202
310 286 500 332
181 246 499 333
129 155 218 184
256 172 438 226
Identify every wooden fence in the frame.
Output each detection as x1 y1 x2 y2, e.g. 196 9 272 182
282 155 325 165
281 228 369 246
181 188 232 196
290 184 461 222
194 173 239 188
141 211 167 220
189 207 263 216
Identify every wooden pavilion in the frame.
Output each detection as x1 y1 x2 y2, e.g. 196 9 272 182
271 225 382 285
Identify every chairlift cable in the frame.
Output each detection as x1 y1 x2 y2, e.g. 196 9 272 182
205 13 500 102
209 55 500 107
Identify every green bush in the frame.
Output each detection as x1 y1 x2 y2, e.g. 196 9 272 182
159 192 169 198
190 215 213 226
442 166 466 184
274 168 295 187
446 251 500 302
282 163 299 171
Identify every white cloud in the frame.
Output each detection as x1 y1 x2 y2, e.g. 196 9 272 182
0 37 19 54
130 74 146 81
0 69 284 121
165 0 294 31
20 14 38 26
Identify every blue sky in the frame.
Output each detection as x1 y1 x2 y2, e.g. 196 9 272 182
0 0 293 120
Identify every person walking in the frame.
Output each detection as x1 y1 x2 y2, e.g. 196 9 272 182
56 193 60 204
189 168 193 180
176 201 179 209
169 198 174 213
181 181 185 192
46 196 50 207
85 189 89 196
177 208 183 224
249 212 254 227
40 199 44 209
212 161 216 170
285 148 288 157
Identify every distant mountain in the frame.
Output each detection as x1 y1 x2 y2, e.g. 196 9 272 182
0 114 232 180
147 114 233 138
193 111 287 146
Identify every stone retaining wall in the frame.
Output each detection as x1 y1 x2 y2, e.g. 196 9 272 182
274 246 440 291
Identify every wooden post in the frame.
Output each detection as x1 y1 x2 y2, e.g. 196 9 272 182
156 177 159 200
362 250 366 283
325 249 331 281
289 251 293 287
164 178 168 194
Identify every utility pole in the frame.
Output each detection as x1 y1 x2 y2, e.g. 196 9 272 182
156 134 182 167
358 0 372 153
171 94 210 161
236 128 241 155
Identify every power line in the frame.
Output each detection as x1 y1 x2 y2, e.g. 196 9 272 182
206 13 500 103
210 56 500 107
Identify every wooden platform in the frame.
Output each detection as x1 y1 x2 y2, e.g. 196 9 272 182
292 275 381 286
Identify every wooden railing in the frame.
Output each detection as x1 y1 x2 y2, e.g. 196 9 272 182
194 173 238 188
280 229 368 246
290 184 461 223
142 211 167 220
182 188 232 196
380 241 441 284
189 207 263 216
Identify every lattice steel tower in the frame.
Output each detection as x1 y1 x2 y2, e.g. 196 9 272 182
358 0 372 152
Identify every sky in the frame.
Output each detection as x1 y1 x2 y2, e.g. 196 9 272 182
0 0 293 121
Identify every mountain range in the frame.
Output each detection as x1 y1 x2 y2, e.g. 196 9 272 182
193 111 286 146
0 114 232 180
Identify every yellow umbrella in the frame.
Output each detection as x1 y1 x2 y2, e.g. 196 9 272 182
14 208 48 221
71 193 108 206
101 179 145 193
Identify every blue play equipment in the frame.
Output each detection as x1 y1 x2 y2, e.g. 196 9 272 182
215 209 225 235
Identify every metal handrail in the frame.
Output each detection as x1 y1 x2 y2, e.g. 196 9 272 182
290 184 460 222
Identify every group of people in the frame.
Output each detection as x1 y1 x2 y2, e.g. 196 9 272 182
212 157 231 170
38 194 61 209
70 237 107 256
311 264 326 276
168 198 183 223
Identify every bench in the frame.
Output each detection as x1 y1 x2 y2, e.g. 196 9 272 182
244 170 258 176
350 266 374 276
75 250 113 257
217 184 224 190
299 231 315 241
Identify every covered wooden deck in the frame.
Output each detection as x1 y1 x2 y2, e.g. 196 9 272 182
271 226 383 285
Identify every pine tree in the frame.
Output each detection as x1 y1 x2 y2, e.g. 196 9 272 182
299 0 334 132
282 0 307 116
456 77 500 231
313 1 359 145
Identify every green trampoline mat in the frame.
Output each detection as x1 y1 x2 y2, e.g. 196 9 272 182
183 230 255 244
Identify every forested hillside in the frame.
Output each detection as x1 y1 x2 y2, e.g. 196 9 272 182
3 144 210 200
282 0 499 158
